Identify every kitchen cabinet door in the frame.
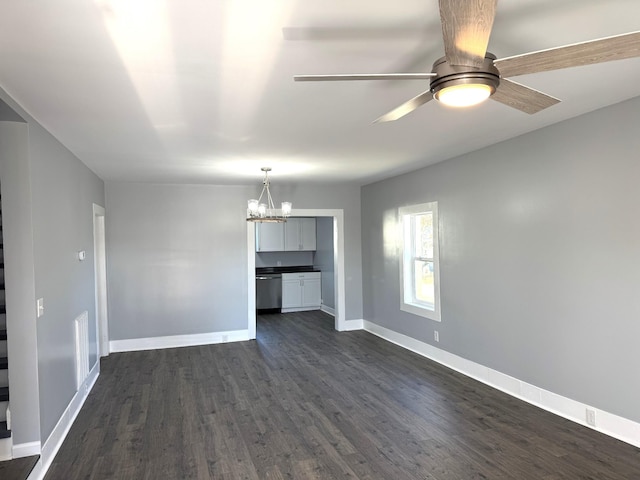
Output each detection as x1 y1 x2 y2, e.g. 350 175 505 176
284 218 316 251
301 276 321 307
299 218 317 251
282 276 303 308
256 222 284 252
284 218 301 251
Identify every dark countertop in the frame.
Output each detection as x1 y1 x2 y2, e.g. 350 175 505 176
256 265 321 275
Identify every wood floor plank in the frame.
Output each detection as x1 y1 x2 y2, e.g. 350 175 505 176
43 311 640 479
0 455 39 480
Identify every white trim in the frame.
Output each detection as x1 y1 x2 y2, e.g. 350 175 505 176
341 319 364 331
93 203 109 357
320 304 335 316
109 329 250 353
27 361 100 480
247 221 256 340
12 440 41 458
0 437 11 461
363 320 640 449
331 210 347 332
398 202 441 322
247 208 347 333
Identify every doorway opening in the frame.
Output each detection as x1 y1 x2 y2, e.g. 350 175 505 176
247 209 346 339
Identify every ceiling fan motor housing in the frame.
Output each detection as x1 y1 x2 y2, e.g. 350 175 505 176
430 53 500 97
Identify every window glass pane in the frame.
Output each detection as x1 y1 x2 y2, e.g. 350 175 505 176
414 213 433 259
414 260 434 307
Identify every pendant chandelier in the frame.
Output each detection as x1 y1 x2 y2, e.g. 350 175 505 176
247 167 292 222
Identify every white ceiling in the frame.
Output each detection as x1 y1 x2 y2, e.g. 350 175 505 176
1 0 639 185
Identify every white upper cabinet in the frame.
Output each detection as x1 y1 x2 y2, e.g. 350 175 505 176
298 218 317 251
255 222 284 252
255 217 316 252
284 218 316 251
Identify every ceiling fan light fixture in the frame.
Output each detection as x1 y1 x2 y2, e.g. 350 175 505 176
429 54 500 109
435 83 494 107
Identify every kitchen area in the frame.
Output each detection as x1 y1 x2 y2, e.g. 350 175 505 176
255 217 335 316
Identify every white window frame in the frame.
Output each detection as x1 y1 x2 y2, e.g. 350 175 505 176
399 202 441 322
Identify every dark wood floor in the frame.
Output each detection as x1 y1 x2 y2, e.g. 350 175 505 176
45 311 640 479
0 455 39 480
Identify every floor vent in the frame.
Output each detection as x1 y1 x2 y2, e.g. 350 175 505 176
74 311 89 391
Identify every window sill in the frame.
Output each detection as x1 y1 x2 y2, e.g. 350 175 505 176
401 302 441 322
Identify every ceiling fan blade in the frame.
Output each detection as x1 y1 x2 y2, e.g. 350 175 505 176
439 0 498 67
374 90 433 123
294 73 435 82
495 31 640 78
491 79 560 114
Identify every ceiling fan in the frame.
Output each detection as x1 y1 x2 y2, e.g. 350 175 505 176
293 0 640 122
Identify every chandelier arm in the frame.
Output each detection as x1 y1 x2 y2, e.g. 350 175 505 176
256 184 267 204
267 186 276 213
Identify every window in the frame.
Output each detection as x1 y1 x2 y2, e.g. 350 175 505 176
399 202 441 321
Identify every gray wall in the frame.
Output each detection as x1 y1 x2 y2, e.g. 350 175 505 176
30 121 105 441
314 217 335 309
0 90 105 445
0 119 40 446
361 96 640 423
105 181 362 341
0 100 24 122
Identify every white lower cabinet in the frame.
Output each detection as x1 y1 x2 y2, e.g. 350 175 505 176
282 277 303 309
281 272 321 312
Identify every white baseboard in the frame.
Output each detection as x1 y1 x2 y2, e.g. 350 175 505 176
320 304 335 316
363 320 640 449
12 440 41 458
341 319 364 331
0 437 11 461
27 361 100 480
109 329 251 353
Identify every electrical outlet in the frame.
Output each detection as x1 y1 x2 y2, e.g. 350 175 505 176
586 408 596 427
277 260 282 266
434 330 439 342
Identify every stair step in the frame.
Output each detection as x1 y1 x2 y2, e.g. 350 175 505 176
0 387 8 402
0 357 7 370
0 421 10 439
0 329 6 340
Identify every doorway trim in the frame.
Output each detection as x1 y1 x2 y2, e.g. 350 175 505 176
247 208 346 338
93 203 109 357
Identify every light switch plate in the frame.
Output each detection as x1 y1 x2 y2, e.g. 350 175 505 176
36 298 44 318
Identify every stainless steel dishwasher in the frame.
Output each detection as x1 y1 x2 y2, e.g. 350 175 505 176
256 273 282 312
